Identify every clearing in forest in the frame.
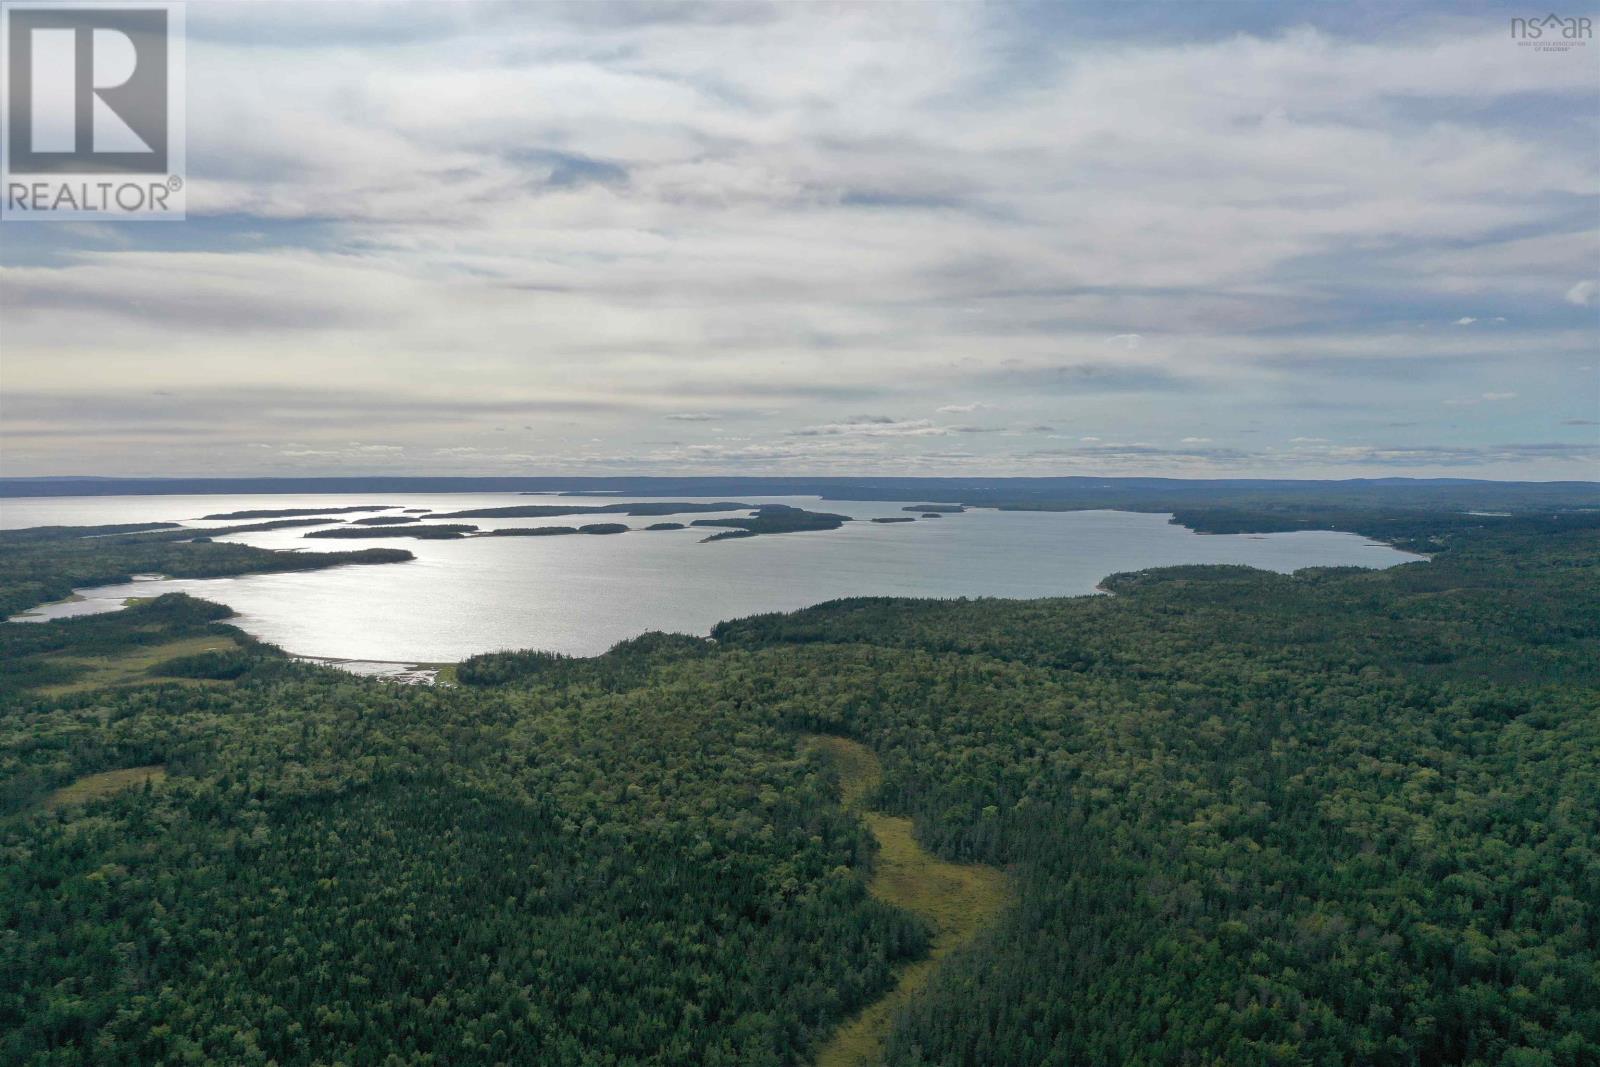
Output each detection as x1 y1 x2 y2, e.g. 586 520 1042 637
43 765 167 809
34 634 240 696
809 735 1010 1067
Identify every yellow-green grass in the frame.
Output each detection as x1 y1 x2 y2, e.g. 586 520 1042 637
43 765 166 810
810 736 1011 1067
810 734 881 811
35 634 241 697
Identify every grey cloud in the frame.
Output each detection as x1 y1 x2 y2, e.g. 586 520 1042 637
986 363 1191 393
1285 441 1600 466
1257 353 1492 380
838 191 971 211
669 382 885 402
1 267 354 332
1 425 222 439
789 418 946 438
505 150 630 189
1021 443 1251 462
1013 440 1600 469
0 388 640 436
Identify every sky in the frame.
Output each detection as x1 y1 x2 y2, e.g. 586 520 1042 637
1 0 1597 480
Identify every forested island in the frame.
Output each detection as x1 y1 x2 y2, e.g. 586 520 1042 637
216 517 351 533
480 525 582 537
479 523 653 537
692 504 852 541
304 524 480 540
1 489 1597 1066
199 506 396 520
432 502 753 519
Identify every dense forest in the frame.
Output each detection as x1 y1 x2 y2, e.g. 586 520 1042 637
1 502 1596 1065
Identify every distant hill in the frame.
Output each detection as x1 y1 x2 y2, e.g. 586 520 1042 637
3 473 1596 506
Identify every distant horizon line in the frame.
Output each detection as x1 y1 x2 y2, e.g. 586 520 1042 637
4 473 1598 490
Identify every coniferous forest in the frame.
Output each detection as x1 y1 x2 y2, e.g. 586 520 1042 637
1 506 1597 1066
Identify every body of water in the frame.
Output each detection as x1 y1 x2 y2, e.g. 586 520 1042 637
4 493 1423 662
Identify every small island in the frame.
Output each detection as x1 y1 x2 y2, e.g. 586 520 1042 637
432 502 751 519
645 522 686 531
206 517 346 533
691 504 849 541
351 515 421 526
480 526 580 537
200 505 396 520
481 523 628 536
871 517 916 524
304 524 479 540
699 529 756 542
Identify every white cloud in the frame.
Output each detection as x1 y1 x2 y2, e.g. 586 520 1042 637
2 7 1594 478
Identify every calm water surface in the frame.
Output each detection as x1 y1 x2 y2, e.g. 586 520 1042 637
3 493 1423 661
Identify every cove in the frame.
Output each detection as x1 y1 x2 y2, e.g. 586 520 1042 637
4 494 1423 662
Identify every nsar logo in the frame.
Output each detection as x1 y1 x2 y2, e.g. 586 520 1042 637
1510 12 1593 50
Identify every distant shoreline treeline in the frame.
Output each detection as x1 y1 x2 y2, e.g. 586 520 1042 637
8 476 1593 543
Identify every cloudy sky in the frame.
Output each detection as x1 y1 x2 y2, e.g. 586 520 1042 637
2 0 1597 479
